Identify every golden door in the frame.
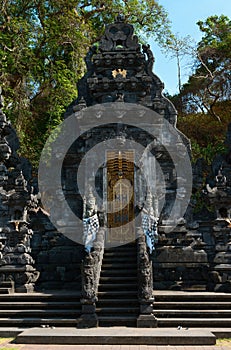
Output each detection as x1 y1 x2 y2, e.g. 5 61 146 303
106 150 135 245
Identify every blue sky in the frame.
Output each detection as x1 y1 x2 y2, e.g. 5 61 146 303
149 0 231 95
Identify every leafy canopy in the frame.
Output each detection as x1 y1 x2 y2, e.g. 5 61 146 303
0 0 172 167
179 15 231 121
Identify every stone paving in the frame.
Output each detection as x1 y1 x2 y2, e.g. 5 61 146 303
2 339 231 350
1 344 231 350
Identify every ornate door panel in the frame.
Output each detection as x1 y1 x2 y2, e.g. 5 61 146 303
106 150 135 245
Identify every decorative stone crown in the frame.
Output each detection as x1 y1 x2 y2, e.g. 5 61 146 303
74 15 178 127
99 14 140 52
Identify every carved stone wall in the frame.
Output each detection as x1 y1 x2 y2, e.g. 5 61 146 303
0 88 84 292
0 88 40 292
63 15 209 291
153 222 209 290
198 123 231 292
1 16 231 293
30 211 84 291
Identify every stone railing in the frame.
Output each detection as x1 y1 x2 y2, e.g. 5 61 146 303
136 227 157 327
78 227 105 328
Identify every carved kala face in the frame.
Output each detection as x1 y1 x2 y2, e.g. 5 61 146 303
109 27 127 41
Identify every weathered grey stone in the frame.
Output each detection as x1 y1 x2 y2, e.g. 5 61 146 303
0 91 40 293
1 16 231 301
15 327 216 346
137 314 157 328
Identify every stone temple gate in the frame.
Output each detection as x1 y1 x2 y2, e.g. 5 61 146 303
0 15 231 328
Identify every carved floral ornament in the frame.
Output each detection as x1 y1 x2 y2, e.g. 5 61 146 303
112 69 127 79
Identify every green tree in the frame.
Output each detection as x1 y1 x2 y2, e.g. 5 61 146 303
164 34 193 94
180 15 231 121
166 15 231 162
0 0 172 167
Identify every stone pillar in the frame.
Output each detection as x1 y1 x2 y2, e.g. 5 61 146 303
77 228 105 328
137 228 157 327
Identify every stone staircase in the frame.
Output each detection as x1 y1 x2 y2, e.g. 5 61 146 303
0 255 231 332
97 242 140 327
0 292 82 329
0 290 231 330
154 291 231 327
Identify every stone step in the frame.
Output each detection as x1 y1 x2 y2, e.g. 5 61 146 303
105 248 136 253
104 251 136 257
0 288 13 294
98 283 138 291
0 292 81 302
97 298 139 306
100 269 137 276
106 243 136 250
98 316 137 327
0 309 81 317
96 241 138 328
104 247 136 252
154 310 231 317
100 276 137 282
104 248 136 252
154 301 231 309
98 291 137 297
103 250 136 255
97 307 139 314
101 263 137 269
15 327 216 345
0 293 82 329
0 301 81 309
0 327 28 337
154 292 231 302
102 257 137 263
0 318 78 327
102 262 137 267
157 318 231 327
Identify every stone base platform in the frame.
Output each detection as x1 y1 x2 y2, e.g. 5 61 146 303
15 327 216 345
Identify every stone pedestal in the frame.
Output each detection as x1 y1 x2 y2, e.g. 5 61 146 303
137 298 157 328
137 314 157 328
77 302 98 328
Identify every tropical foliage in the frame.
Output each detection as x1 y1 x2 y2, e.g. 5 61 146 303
169 15 231 163
1 3 230 167
0 0 171 167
